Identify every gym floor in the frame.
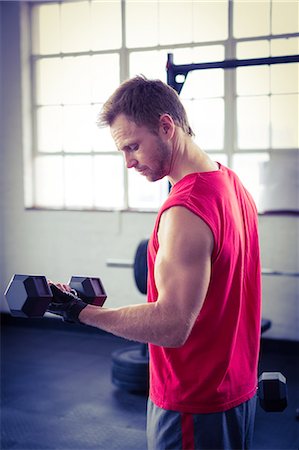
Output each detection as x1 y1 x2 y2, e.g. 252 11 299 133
1 315 298 450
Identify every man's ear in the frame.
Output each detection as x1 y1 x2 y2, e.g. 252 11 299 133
159 114 175 139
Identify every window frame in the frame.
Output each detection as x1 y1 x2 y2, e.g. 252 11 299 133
24 0 299 212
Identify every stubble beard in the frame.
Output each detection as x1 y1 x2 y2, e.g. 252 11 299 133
144 139 172 182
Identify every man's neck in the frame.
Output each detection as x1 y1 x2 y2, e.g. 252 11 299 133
168 137 219 186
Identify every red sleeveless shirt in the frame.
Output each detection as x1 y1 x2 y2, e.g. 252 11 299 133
147 164 262 413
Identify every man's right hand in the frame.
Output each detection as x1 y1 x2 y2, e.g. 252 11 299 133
48 284 88 324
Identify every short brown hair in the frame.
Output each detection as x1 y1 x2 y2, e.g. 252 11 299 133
98 75 194 137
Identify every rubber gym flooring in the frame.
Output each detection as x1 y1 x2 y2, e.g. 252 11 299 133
1 314 298 450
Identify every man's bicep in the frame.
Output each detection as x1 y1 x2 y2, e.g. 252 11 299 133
155 206 213 324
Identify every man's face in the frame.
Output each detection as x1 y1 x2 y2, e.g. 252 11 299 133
110 113 172 182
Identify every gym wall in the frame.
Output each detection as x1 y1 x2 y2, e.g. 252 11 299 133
0 2 298 342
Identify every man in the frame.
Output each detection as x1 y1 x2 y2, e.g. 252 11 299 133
49 76 262 450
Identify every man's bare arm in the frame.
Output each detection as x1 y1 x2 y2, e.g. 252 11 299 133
79 206 214 347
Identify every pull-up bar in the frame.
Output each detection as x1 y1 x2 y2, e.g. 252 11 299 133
167 52 299 94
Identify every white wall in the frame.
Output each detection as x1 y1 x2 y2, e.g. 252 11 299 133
259 215 298 341
0 1 156 311
1 2 298 341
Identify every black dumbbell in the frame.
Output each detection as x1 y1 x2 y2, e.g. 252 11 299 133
67 276 106 306
258 372 287 412
4 274 107 318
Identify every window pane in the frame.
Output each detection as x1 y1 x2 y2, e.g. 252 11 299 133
92 105 117 152
272 1 299 34
180 69 224 99
94 155 124 208
128 171 168 209
61 1 90 53
233 153 270 209
271 37 299 56
183 99 224 150
193 0 228 42
64 156 93 208
36 58 62 105
207 153 228 167
62 56 91 104
237 41 269 59
91 0 121 50
170 46 225 66
32 3 60 55
237 97 270 149
91 54 120 102
236 66 269 96
191 45 225 63
159 1 193 45
63 106 93 152
130 50 168 81
126 1 159 48
233 0 270 38
271 64 298 94
37 106 63 152
35 156 64 208
271 95 298 148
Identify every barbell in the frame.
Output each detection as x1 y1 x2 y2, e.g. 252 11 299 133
107 239 299 296
107 239 149 295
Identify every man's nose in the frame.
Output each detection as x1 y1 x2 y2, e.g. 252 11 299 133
124 153 138 169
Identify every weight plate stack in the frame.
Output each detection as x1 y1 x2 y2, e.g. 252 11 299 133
111 345 149 393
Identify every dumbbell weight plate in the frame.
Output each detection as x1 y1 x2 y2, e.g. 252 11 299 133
258 372 288 412
4 274 52 318
112 355 149 378
133 240 149 295
69 276 107 306
112 346 149 369
112 366 148 383
112 375 149 393
111 346 149 393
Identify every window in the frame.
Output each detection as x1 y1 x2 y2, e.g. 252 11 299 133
26 0 299 212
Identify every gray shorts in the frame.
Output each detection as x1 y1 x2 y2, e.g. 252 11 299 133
146 396 257 450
